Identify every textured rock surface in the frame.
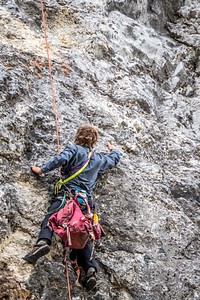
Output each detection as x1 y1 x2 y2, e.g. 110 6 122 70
0 0 200 299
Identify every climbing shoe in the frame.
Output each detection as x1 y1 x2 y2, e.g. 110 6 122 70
86 267 97 291
23 240 50 265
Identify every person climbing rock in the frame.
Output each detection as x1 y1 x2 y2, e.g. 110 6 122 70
23 124 121 290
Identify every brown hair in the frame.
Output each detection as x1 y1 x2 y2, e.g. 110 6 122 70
74 124 98 149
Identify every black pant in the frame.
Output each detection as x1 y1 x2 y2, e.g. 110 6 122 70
37 193 98 273
69 241 98 273
37 196 63 243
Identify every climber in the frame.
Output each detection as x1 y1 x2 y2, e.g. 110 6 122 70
23 123 121 290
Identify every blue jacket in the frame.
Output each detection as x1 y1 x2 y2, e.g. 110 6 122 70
41 144 121 193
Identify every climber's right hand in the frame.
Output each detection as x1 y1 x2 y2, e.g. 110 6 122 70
31 166 42 175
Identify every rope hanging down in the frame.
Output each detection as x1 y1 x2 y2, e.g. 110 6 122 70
39 3 72 298
39 0 61 155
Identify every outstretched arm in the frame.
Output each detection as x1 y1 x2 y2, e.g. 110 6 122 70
30 152 67 175
30 145 77 175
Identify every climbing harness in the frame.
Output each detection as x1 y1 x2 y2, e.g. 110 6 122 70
46 192 67 216
54 151 93 194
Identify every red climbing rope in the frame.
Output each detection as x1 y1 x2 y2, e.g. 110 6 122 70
64 252 72 300
39 2 72 299
39 0 61 155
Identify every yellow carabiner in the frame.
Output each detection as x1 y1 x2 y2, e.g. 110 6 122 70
93 213 98 224
54 178 63 194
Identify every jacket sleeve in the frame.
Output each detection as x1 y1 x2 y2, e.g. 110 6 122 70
99 149 121 173
40 145 77 173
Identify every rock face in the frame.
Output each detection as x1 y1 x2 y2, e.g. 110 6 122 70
0 0 200 299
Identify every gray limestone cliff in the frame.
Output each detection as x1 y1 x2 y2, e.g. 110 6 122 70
0 0 200 299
